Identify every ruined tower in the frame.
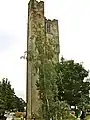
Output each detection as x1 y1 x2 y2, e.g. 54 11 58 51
27 0 60 119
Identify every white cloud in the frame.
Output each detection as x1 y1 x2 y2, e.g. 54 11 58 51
0 0 27 100
0 0 90 101
45 0 90 71
0 41 26 100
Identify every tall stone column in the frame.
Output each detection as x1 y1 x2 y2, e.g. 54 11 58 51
26 0 44 119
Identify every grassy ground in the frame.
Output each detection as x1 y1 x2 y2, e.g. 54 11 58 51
14 117 22 120
85 115 90 120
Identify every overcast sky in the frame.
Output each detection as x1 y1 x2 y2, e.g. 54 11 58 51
0 0 90 101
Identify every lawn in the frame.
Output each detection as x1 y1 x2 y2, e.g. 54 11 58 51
13 117 22 120
85 115 90 120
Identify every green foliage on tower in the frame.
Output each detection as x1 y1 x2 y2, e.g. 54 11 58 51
36 61 77 120
24 21 77 119
23 18 90 119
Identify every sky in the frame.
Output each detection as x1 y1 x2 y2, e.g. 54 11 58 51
0 0 90 101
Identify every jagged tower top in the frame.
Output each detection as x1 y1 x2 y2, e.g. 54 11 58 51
28 0 44 9
28 0 44 16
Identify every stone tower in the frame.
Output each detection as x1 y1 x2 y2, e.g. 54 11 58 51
27 0 60 119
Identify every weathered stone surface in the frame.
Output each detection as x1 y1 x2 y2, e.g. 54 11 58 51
27 0 60 119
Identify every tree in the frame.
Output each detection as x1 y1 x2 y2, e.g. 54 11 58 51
55 57 90 109
13 95 26 112
36 61 77 120
0 78 26 113
0 78 15 111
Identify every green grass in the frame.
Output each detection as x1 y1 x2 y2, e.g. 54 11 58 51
13 117 22 120
85 115 90 120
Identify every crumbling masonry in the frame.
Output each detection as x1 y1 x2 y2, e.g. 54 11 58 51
27 0 60 119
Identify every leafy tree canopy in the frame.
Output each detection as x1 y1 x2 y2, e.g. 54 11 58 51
55 57 90 108
0 78 26 113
